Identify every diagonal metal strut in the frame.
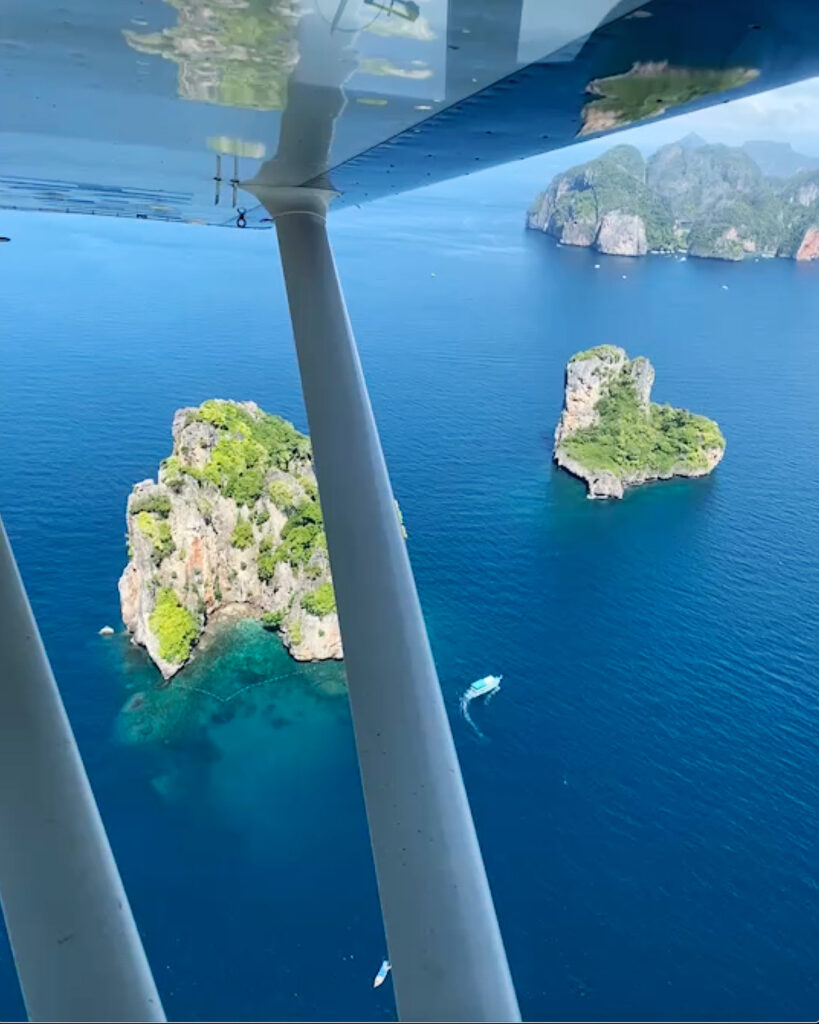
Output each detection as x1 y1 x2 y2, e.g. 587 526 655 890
0 516 164 1023
269 187 520 1023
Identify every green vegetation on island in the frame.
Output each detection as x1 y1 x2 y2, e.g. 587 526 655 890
554 346 725 499
260 610 284 631
569 344 623 363
560 371 725 475
135 510 175 564
130 493 172 517
230 518 254 549
302 583 336 617
179 398 311 505
269 480 295 510
257 497 326 580
148 588 199 665
528 136 819 261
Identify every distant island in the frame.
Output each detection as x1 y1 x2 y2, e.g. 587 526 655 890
119 400 341 678
554 346 725 499
528 135 819 261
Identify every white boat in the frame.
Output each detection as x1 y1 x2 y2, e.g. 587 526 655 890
460 675 502 738
464 675 502 700
373 959 391 988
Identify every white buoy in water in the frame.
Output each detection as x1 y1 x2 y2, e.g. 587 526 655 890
98 625 114 636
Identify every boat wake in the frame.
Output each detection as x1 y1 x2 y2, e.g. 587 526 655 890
460 694 484 738
460 675 502 739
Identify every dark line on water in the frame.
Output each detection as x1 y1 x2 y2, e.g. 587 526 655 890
176 671 302 705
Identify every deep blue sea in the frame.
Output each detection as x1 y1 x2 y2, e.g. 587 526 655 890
1 161 818 1022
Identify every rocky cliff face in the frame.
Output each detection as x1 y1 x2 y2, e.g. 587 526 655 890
796 226 819 260
119 400 341 678
555 346 654 446
554 346 725 499
596 212 648 256
528 137 819 262
527 145 668 257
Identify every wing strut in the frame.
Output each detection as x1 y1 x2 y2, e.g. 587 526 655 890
0 516 164 1022
264 185 520 1023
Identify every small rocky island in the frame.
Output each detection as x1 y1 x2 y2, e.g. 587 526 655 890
554 346 725 499
528 137 819 261
119 400 341 678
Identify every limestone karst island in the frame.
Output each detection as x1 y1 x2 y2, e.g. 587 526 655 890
554 346 725 499
528 136 819 261
119 400 341 678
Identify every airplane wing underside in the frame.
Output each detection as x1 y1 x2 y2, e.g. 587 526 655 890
3 0 819 227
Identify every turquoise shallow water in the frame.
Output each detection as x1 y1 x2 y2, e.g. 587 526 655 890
1 163 818 1021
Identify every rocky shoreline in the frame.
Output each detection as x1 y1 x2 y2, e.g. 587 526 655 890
554 445 724 500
